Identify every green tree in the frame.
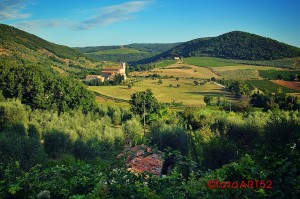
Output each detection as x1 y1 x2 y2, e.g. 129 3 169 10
202 137 238 170
129 89 160 123
150 125 189 155
0 123 46 171
0 99 28 130
122 117 144 145
0 90 5 101
204 95 212 106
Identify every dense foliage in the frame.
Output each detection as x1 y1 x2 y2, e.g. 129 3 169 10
0 95 299 198
0 62 96 113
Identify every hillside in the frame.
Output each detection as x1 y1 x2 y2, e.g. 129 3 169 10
76 43 181 63
136 31 300 64
0 24 101 78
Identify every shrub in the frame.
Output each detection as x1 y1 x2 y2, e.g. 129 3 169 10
43 130 70 159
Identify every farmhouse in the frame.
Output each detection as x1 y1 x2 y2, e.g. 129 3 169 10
85 62 127 82
101 62 127 81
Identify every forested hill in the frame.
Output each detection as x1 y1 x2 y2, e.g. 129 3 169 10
0 24 80 59
0 24 99 77
75 43 182 63
136 31 300 64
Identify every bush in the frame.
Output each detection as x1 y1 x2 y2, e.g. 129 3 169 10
150 125 189 155
43 130 70 159
0 99 28 130
203 137 238 170
0 123 46 170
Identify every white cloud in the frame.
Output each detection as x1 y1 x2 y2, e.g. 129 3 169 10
0 0 30 21
14 0 153 30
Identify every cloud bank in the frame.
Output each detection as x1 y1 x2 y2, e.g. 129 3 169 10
0 0 30 21
15 1 152 30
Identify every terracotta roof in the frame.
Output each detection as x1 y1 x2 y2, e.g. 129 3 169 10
118 145 164 177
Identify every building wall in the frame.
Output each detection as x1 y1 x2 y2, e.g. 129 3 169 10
101 63 126 80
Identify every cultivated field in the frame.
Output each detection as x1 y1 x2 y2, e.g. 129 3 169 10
130 63 220 79
213 65 277 71
89 78 235 106
246 80 299 93
271 80 300 91
218 69 261 80
183 57 242 67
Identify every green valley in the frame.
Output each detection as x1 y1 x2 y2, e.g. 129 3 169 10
1 23 300 198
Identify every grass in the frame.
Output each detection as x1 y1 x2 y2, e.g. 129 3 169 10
130 63 219 79
87 47 145 55
183 57 242 67
89 78 235 106
154 60 177 68
95 96 130 108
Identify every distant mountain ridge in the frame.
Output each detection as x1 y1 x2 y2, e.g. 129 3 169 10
135 31 300 64
76 43 182 54
76 43 182 63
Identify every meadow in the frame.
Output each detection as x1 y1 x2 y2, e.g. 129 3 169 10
89 78 235 106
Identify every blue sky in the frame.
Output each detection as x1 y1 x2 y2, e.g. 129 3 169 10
1 0 300 47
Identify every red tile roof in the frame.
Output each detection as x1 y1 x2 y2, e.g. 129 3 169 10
118 145 164 177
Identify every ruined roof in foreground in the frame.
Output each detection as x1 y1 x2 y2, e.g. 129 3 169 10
118 145 164 177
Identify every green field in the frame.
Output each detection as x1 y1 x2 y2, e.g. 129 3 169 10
89 79 235 106
154 60 177 68
246 80 299 93
183 57 242 67
218 69 261 80
87 47 145 55
259 70 300 80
